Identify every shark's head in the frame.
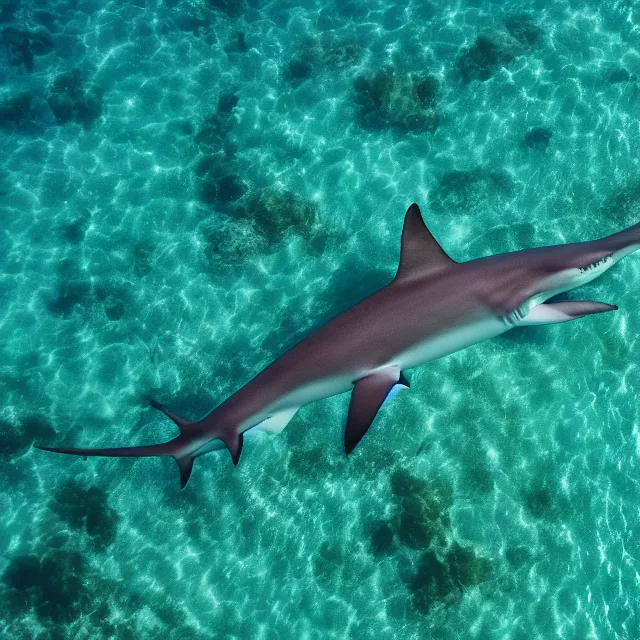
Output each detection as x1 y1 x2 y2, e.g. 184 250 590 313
533 242 617 296
478 239 619 321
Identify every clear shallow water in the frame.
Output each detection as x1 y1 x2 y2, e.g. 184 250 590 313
1 0 640 637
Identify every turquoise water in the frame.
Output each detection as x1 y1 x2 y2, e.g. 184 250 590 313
1 0 640 637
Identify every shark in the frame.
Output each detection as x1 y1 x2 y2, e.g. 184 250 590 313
37 203 636 488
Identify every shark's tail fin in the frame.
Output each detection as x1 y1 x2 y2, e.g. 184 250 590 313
35 436 197 488
35 399 244 489
149 398 243 465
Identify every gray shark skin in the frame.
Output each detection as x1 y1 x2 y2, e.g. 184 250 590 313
37 204 637 488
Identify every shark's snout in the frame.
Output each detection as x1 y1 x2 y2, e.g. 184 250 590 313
536 248 617 301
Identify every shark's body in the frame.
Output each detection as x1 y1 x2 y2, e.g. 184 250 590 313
38 204 639 487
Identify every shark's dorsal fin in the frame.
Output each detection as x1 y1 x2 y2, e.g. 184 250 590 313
394 203 455 282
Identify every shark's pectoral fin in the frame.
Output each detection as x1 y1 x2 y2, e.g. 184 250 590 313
345 367 404 455
174 454 195 489
520 301 618 326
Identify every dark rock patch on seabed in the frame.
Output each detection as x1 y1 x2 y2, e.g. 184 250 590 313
217 92 239 114
430 167 513 214
194 94 241 206
133 240 155 277
457 33 515 84
0 414 56 456
504 14 544 48
235 188 320 245
313 540 346 589
0 1 19 24
208 173 246 204
0 549 194 636
360 470 493 616
225 30 248 53
95 285 128 321
45 257 94 317
194 92 239 156
194 94 327 267
457 15 542 84
172 12 209 35
522 482 572 521
284 33 362 85
59 208 91 244
284 56 313 85
522 126 552 151
409 544 492 614
33 10 59 31
316 37 361 71
2 26 54 72
103 296 125 321
0 91 41 133
51 481 119 549
196 158 240 204
368 519 396 556
47 69 103 127
206 0 246 18
391 469 452 550
200 215 267 267
46 278 92 317
1 551 92 624
200 188 321 268
523 487 553 518
606 67 634 83
353 67 439 133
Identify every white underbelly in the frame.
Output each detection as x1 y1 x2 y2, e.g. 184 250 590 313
265 375 354 416
241 316 507 435
240 375 354 433
395 316 507 370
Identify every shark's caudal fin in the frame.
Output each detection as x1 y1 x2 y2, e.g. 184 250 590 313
149 398 192 431
36 400 243 489
394 203 456 282
150 400 244 467
35 437 195 487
